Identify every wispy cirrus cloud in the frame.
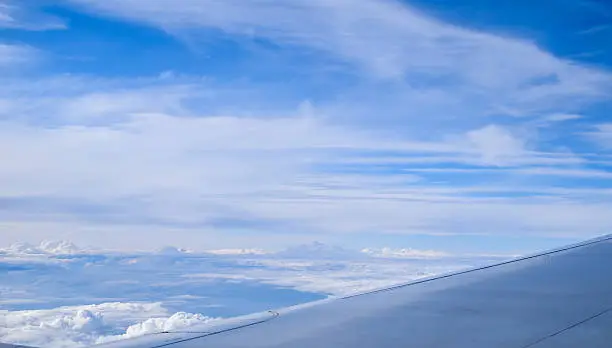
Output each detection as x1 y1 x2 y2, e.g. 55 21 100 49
0 76 610 249
586 123 612 148
0 302 214 348
65 0 612 106
0 1 66 30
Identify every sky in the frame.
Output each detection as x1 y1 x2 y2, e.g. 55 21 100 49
0 0 611 253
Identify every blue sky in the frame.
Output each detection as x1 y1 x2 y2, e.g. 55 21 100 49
0 0 611 253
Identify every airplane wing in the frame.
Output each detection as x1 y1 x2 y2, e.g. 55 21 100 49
9 235 612 348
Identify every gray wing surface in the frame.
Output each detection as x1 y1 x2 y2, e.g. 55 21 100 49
92 235 612 347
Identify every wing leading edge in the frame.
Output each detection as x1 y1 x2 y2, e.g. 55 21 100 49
19 234 612 348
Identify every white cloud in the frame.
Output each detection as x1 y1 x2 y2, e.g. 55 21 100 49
56 87 193 121
66 0 611 107
0 1 610 247
0 112 367 199
174 246 485 294
0 79 198 124
587 123 612 148
0 302 215 348
0 241 84 255
465 124 528 166
275 241 366 260
336 153 585 167
0 107 611 246
204 248 269 256
513 167 612 179
96 312 215 345
544 113 583 122
0 44 38 68
361 247 450 259
0 245 497 347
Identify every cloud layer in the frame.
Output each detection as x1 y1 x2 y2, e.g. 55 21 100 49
1 240 497 347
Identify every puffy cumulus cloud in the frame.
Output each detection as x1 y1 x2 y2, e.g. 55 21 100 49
0 112 367 199
204 249 269 256
0 302 215 348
